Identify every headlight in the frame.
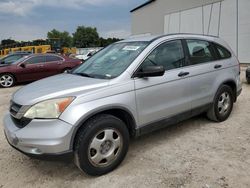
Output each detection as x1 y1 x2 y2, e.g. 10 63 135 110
24 97 75 119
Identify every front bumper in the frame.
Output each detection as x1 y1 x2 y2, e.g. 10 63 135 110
4 113 74 155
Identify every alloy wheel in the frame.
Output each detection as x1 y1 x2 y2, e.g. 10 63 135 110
88 128 123 168
217 92 231 116
0 75 14 87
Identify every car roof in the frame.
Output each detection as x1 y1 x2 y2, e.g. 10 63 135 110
5 52 30 56
25 53 62 58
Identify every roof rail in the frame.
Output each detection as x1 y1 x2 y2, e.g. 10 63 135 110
151 33 219 41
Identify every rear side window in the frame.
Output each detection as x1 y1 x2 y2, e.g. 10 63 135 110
46 55 63 62
214 44 231 59
186 40 216 65
26 56 46 64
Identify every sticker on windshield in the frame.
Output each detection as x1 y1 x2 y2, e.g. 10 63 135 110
122 46 140 51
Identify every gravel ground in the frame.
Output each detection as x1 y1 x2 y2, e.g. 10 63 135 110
0 68 250 188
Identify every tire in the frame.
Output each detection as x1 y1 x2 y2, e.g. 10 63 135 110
74 114 129 176
0 74 15 88
207 85 234 122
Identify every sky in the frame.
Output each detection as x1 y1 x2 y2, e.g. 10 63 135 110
0 0 146 41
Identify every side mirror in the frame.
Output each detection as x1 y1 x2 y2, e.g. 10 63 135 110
135 65 165 78
87 53 92 57
19 63 26 68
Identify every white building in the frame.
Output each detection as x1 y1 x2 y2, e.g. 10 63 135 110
131 0 250 63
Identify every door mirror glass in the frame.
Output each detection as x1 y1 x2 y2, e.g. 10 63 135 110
135 65 165 78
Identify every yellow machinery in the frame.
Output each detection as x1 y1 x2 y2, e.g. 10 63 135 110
0 45 52 57
0 44 78 58
62 47 77 55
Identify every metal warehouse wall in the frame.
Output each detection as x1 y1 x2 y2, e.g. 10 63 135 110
131 0 250 63
131 0 221 35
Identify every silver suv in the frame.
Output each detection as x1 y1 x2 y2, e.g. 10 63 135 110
4 34 242 176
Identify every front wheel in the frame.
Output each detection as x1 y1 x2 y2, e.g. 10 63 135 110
0 74 15 88
207 85 234 122
74 114 129 176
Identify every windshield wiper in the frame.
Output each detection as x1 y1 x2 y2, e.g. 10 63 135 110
73 72 94 78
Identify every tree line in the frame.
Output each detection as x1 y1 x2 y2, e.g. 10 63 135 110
0 26 121 49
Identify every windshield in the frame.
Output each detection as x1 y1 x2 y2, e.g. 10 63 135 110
72 41 149 79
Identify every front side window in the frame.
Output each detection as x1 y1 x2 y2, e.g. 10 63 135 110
72 42 149 79
25 56 46 64
141 40 185 71
186 40 216 65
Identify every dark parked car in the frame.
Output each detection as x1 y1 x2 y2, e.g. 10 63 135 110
0 52 31 65
246 67 250 84
0 54 82 87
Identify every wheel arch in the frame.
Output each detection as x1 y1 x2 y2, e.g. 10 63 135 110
71 106 137 151
221 79 237 102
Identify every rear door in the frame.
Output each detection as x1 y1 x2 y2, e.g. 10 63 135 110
183 39 225 109
134 39 192 127
16 56 46 81
43 55 64 77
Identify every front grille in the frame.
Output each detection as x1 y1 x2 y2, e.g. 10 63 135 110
9 101 31 128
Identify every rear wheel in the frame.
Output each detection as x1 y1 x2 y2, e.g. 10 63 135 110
74 114 129 176
207 85 234 122
0 74 15 88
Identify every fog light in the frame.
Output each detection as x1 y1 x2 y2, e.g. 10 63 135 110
30 148 42 154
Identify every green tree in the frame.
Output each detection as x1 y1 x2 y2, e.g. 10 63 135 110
73 26 99 48
99 37 121 47
47 29 73 47
1 39 17 46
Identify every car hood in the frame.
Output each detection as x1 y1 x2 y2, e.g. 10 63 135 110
13 74 109 105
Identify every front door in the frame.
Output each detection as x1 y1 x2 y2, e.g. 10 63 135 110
134 40 192 127
17 56 46 82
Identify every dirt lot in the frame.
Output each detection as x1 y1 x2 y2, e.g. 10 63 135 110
0 69 250 188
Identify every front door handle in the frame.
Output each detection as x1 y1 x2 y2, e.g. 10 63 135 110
214 64 222 69
178 71 189 77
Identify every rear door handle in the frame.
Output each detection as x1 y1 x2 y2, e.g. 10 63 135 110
214 64 222 69
178 71 189 77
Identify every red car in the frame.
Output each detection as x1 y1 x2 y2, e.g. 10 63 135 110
0 54 82 88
